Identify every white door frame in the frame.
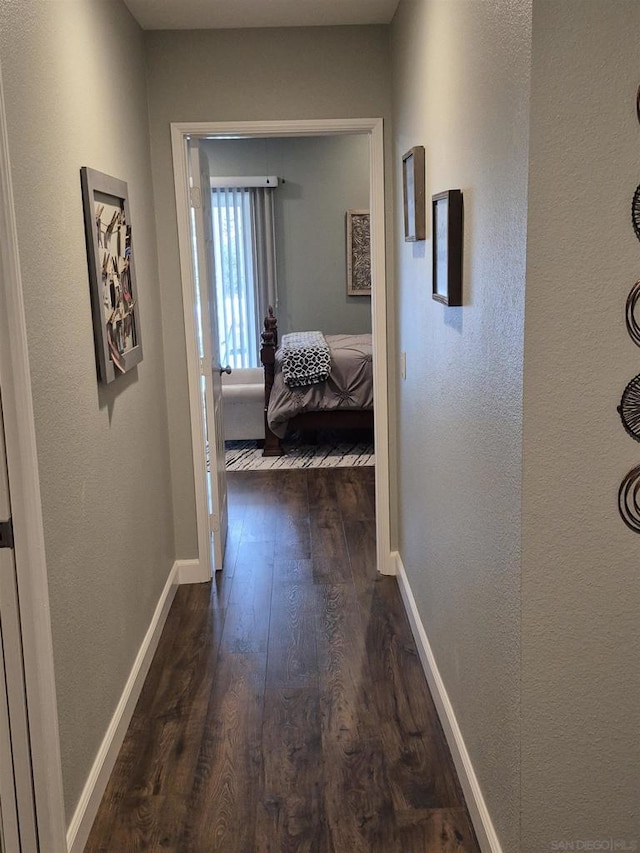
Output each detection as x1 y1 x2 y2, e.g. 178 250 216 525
0 397 38 852
0 64 67 852
171 118 393 579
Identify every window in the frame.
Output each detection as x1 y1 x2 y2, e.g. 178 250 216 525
210 186 277 370
211 188 257 369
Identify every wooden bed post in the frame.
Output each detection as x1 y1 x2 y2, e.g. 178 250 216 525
260 307 285 456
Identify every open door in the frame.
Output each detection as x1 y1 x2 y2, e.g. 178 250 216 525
0 395 38 852
0 394 20 853
188 140 229 571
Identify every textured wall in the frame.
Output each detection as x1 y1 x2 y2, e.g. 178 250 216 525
522 1 640 847
390 1 531 849
203 134 371 339
145 26 392 557
0 0 174 821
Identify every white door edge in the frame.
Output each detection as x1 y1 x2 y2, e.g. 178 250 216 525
190 141 228 571
0 62 67 852
170 118 392 577
0 403 22 852
0 618 21 853
171 131 215 582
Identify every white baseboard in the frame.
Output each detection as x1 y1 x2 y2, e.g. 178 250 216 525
383 549 397 575
66 561 181 853
392 551 503 853
176 557 207 584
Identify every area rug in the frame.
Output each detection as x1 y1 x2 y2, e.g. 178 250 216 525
225 438 374 471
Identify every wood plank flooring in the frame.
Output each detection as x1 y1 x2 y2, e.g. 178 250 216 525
85 467 479 853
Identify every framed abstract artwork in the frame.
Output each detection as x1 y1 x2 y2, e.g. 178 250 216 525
80 167 143 384
346 209 371 296
432 189 463 307
402 146 426 241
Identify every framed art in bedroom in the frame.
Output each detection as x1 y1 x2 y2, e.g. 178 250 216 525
346 209 371 296
402 145 426 241
80 167 143 384
432 189 463 307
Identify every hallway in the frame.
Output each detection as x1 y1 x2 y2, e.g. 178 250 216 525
85 467 479 851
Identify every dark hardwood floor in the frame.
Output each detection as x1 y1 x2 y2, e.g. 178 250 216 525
85 467 479 852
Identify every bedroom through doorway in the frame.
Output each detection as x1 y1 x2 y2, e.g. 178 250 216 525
171 118 391 579
200 133 374 474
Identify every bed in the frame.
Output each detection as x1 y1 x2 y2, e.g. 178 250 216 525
260 308 374 456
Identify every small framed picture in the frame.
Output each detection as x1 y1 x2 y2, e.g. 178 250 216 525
432 190 463 306
346 209 371 296
80 167 143 383
402 146 426 241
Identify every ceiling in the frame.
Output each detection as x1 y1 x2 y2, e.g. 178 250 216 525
123 0 400 30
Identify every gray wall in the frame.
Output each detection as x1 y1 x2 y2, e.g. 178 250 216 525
392 1 640 849
0 0 174 821
145 26 392 557
390 1 531 849
522 1 640 847
203 135 371 338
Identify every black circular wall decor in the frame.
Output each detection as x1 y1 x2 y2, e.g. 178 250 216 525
625 279 640 346
618 374 640 441
636 84 640 125
632 185 640 241
618 464 640 532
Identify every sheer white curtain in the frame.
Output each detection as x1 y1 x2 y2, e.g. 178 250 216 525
210 186 277 369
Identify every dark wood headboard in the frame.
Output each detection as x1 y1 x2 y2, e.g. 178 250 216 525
259 307 284 456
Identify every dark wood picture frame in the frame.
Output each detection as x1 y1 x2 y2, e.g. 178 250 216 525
81 167 143 384
432 189 463 306
402 146 426 241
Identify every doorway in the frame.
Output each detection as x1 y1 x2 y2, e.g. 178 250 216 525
171 118 392 581
206 133 373 467
0 60 66 851
0 394 37 852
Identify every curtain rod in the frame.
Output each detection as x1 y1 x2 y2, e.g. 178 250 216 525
209 176 280 188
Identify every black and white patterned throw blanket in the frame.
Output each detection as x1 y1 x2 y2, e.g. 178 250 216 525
281 331 331 387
